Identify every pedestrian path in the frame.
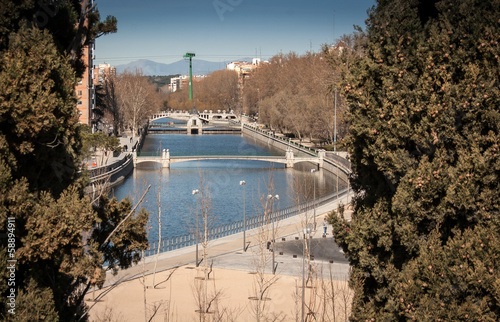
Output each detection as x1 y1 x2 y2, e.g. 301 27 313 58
101 191 353 288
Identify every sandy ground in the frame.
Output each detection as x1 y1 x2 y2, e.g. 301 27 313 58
84 190 354 322
85 264 352 322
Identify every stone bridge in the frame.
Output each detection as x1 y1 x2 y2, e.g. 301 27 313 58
133 149 326 169
151 110 238 123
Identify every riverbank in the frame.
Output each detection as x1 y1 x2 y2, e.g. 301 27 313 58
84 191 353 321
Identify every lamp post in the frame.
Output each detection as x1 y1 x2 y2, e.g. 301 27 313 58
302 226 312 322
334 85 337 152
240 180 247 251
192 189 200 267
267 194 279 274
183 52 196 114
310 169 317 230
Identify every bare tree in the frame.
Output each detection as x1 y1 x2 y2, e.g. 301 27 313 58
116 70 161 138
98 74 122 135
248 177 283 321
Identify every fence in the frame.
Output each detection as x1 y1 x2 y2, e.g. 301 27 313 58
144 187 349 257
243 124 318 157
88 154 133 184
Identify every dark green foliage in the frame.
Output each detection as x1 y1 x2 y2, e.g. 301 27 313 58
0 2 147 321
327 0 500 320
0 25 81 195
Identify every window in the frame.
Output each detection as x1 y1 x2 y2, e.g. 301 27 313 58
77 90 82 96
77 100 83 105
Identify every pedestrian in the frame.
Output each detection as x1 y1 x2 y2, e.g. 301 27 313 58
130 137 132 143
323 218 328 235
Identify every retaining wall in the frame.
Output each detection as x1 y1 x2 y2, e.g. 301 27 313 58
242 123 350 183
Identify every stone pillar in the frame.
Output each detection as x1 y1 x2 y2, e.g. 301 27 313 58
161 149 170 168
285 148 294 168
317 149 326 169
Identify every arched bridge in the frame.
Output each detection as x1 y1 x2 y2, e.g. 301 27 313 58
133 149 327 169
151 110 238 122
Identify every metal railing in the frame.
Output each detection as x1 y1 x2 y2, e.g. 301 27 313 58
243 124 318 157
144 187 348 256
88 154 132 183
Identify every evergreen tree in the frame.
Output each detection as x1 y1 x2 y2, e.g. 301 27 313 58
0 2 147 321
327 0 500 320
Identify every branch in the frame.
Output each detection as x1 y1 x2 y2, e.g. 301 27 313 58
101 184 151 248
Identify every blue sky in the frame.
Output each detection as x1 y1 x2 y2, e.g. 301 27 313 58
94 0 376 65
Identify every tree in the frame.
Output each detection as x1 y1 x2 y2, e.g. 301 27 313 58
0 3 149 321
96 74 122 136
116 70 161 138
326 0 500 320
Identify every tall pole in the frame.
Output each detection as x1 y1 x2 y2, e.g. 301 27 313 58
240 181 246 251
302 230 306 322
183 52 196 114
268 194 279 275
311 169 316 230
334 86 337 152
192 189 199 267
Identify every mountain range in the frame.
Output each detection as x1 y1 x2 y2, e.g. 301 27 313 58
116 58 252 76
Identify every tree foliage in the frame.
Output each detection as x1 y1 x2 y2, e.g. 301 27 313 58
116 70 162 137
167 70 240 112
243 52 349 144
326 0 500 320
0 2 149 321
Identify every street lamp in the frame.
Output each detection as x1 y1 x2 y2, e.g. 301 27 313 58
267 194 279 274
310 169 317 230
302 226 312 322
240 180 247 251
334 85 337 152
192 189 200 267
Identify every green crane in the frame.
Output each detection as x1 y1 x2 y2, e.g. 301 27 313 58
183 52 196 114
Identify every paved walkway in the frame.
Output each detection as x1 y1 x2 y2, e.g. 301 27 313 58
101 191 353 289
86 133 139 168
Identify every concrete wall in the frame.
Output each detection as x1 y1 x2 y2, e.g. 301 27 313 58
242 124 317 157
242 124 350 183
87 154 134 193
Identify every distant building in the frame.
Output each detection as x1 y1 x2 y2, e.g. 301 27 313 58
75 41 96 129
226 58 261 79
94 63 116 85
169 75 206 93
75 0 96 130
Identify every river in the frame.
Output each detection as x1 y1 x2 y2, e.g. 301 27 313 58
112 132 345 241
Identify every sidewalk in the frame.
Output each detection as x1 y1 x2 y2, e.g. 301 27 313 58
88 133 139 169
101 191 353 288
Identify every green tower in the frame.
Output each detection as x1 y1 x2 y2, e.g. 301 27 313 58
183 52 196 114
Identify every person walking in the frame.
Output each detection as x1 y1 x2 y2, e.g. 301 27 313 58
323 218 328 235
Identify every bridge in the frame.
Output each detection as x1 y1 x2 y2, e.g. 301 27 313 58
151 110 238 123
133 149 326 169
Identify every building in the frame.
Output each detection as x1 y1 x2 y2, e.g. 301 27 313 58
168 75 206 93
75 0 97 130
75 41 95 128
94 63 116 85
226 58 261 79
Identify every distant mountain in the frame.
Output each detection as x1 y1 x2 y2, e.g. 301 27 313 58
116 58 248 76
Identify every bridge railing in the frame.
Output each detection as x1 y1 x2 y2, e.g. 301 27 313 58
144 187 349 257
243 123 318 157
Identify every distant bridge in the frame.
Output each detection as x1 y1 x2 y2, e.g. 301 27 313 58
133 149 326 169
150 110 238 123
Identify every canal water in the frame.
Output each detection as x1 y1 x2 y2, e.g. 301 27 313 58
112 133 345 241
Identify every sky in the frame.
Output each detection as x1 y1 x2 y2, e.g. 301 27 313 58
94 0 376 65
